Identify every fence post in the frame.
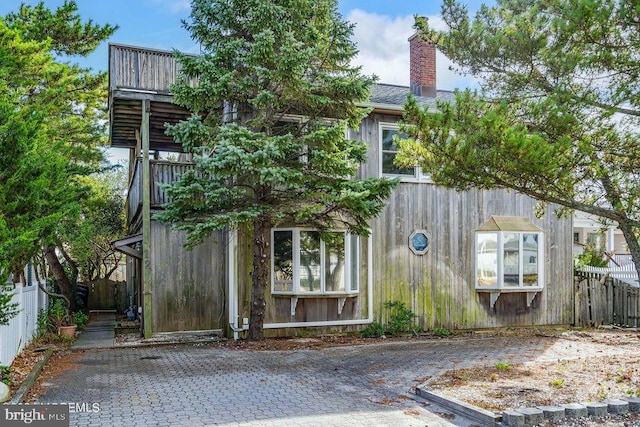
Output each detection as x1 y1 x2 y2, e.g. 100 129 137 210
606 276 614 325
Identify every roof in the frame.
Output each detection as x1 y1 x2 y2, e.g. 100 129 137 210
367 84 454 112
476 216 543 232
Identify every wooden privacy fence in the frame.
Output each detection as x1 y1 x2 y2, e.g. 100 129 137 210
0 276 48 366
574 267 640 328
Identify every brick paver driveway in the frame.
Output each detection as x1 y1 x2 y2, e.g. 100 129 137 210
31 334 634 426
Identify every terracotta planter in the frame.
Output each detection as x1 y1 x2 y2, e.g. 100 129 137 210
58 325 77 338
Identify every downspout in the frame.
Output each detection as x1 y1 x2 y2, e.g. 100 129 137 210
227 228 245 339
368 232 374 323
141 99 153 339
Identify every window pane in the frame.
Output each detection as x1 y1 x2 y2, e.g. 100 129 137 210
382 129 399 150
476 233 498 287
523 233 539 287
350 235 359 292
382 128 414 176
503 233 520 286
382 153 414 175
325 233 345 292
300 231 321 292
273 230 293 292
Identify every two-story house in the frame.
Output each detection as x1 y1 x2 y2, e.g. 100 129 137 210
110 34 573 338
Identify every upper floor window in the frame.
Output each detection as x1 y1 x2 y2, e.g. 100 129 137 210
475 216 544 290
272 229 360 295
380 124 431 182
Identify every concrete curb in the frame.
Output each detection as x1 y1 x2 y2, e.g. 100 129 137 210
9 348 54 404
417 384 640 427
68 337 225 352
415 386 502 426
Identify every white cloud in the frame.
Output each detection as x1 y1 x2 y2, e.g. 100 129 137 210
346 10 474 90
150 0 191 13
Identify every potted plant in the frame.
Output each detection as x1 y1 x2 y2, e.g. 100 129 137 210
50 298 76 337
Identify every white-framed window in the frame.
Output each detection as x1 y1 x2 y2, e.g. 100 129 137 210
379 123 431 182
271 228 360 295
587 232 606 251
475 217 544 290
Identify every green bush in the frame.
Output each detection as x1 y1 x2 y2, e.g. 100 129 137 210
361 322 385 338
49 298 71 328
384 301 416 336
0 366 11 386
575 245 609 268
494 360 512 371
37 308 53 335
433 327 452 337
73 311 89 330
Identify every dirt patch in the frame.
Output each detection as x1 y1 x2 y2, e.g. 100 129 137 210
3 334 78 402
424 329 640 414
23 350 82 402
6 348 46 395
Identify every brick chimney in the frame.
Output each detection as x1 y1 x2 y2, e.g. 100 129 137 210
409 32 436 97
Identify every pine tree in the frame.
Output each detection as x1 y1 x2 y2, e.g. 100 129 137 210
157 0 397 339
0 1 116 313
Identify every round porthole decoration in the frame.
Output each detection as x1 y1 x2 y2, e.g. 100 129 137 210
409 230 429 255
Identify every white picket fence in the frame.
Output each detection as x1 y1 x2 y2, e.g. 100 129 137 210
578 264 639 287
0 273 48 366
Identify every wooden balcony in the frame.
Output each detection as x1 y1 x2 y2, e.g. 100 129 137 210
127 158 195 230
109 43 199 94
109 44 199 151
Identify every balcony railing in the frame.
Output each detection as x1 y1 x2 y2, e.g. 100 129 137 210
109 43 199 94
128 158 195 228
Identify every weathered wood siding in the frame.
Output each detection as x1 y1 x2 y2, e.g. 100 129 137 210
109 44 199 93
150 221 226 332
356 113 574 329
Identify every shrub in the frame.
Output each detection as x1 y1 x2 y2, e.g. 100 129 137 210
494 360 512 371
384 301 416 336
574 245 608 268
73 311 89 330
433 327 453 337
0 366 11 386
49 298 71 328
361 322 385 338
37 308 53 335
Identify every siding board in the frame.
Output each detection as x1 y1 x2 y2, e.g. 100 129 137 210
150 221 226 332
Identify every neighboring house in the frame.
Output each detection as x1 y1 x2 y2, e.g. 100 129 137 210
110 35 573 338
573 211 630 262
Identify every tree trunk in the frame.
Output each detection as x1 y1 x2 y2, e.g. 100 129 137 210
248 215 271 340
601 175 640 277
616 221 640 278
58 244 78 286
44 245 76 312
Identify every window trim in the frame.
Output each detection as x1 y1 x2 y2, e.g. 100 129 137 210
271 228 360 296
379 122 432 183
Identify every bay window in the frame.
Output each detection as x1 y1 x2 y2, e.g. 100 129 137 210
475 216 544 307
